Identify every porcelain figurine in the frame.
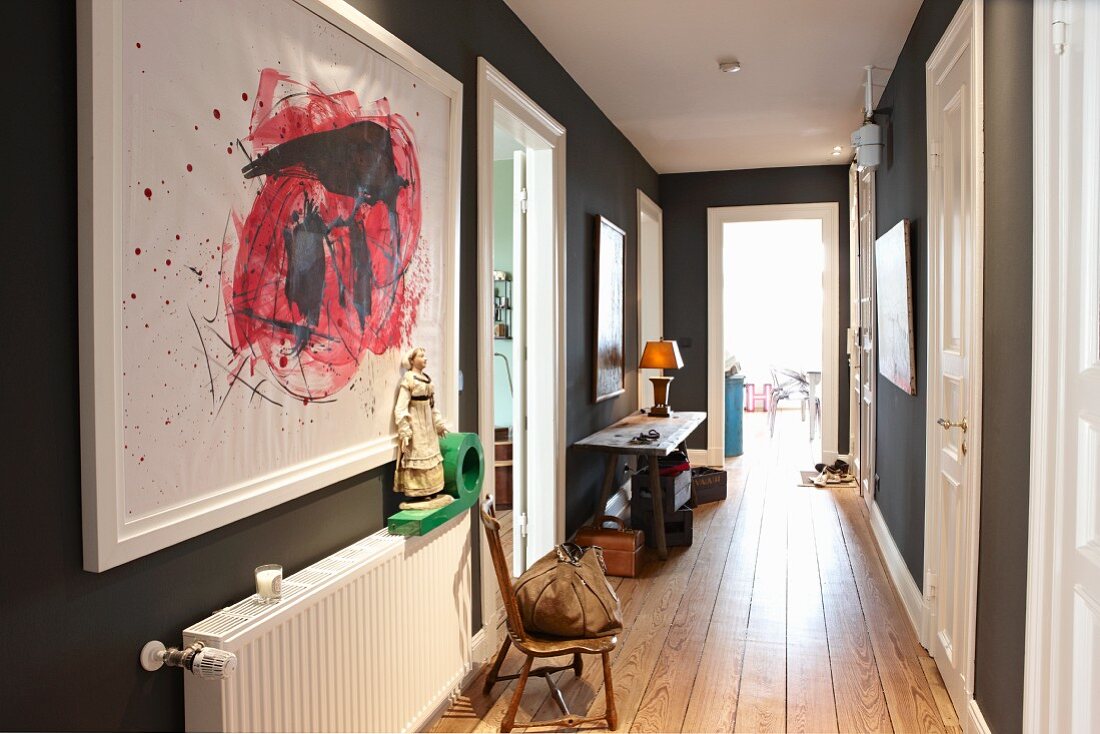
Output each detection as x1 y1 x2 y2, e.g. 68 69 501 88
393 347 453 510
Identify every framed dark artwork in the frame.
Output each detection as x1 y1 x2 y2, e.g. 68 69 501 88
594 216 626 403
78 0 462 570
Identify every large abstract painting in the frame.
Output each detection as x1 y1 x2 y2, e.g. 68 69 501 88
875 220 917 395
594 216 626 403
79 0 461 570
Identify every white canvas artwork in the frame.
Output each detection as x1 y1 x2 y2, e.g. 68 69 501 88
79 0 461 570
875 220 917 395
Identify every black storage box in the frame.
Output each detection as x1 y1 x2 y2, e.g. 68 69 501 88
631 467 691 514
692 467 727 505
631 505 693 548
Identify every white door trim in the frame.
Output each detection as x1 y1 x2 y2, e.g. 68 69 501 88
1023 2 1056 728
706 202 841 466
921 0 984 705
475 58 567 652
636 189 663 411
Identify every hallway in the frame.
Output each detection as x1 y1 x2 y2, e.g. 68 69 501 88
434 411 958 733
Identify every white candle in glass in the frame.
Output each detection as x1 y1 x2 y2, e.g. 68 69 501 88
255 564 282 602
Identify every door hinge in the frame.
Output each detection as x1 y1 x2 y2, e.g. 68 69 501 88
1053 0 1068 55
929 140 942 169
926 570 938 600
518 187 528 214
518 512 528 538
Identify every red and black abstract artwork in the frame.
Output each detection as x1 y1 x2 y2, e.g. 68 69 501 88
216 69 424 404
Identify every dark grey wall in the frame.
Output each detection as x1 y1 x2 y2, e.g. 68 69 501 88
973 3 1032 732
872 0 964 582
874 1 1032 732
0 1 656 730
657 166 851 453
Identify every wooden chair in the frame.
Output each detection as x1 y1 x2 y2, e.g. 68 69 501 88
479 496 619 732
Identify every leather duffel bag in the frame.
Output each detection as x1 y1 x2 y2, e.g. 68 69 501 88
514 543 623 638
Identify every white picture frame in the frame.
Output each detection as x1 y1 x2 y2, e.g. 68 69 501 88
77 0 462 571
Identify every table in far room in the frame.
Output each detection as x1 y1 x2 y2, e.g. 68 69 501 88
574 411 706 560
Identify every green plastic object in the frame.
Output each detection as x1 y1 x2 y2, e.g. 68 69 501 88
387 432 485 536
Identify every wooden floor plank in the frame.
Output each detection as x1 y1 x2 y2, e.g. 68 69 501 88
679 456 765 734
832 489 945 734
786 487 838 733
733 446 789 733
811 490 893 734
919 655 961 728
629 473 747 732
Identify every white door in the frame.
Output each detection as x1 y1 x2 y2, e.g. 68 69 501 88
637 191 663 410
509 148 528 573
925 0 982 715
1027 2 1100 731
856 166 876 509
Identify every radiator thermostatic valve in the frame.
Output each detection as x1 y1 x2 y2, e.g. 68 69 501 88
140 640 238 680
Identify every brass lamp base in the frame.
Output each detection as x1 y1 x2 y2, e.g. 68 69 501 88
648 376 674 417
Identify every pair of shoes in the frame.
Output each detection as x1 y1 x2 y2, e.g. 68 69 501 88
812 463 852 487
814 458 850 474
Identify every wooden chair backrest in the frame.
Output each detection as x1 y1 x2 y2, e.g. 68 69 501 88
479 496 528 640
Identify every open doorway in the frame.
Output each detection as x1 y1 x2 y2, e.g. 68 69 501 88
706 203 840 468
476 58 567 649
724 218 825 460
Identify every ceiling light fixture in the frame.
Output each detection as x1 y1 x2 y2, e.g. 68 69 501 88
832 145 843 156
718 60 741 74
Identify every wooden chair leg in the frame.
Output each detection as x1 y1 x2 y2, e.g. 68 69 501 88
572 652 583 677
601 651 617 730
501 655 533 733
482 636 512 695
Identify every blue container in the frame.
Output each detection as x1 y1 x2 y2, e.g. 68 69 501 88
725 374 745 457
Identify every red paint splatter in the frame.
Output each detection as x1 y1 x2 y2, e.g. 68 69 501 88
186 163 193 172
213 108 221 119
242 92 249 101
166 259 172 266
227 146 233 155
175 234 180 240
134 247 142 255
224 68 424 400
130 293 137 300
143 188 152 199
136 42 141 48
194 125 199 131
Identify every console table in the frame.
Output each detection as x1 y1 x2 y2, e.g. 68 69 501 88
574 411 706 560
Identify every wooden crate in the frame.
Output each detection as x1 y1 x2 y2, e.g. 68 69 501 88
631 468 691 514
691 467 727 505
631 505 693 548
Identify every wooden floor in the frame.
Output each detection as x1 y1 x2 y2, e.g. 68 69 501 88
434 411 959 733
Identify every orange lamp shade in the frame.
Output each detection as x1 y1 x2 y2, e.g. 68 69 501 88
639 340 684 370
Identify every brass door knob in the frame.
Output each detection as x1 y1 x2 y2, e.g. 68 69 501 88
936 417 968 432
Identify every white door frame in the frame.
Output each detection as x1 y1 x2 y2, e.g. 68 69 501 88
857 166 878 513
1025 0 1099 730
706 202 841 466
921 0 985 712
636 189 663 410
475 58 567 657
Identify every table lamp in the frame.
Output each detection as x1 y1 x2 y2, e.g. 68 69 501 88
639 339 684 417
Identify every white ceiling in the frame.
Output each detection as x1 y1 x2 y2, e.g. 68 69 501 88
503 0 922 173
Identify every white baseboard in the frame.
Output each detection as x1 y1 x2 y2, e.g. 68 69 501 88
966 698 992 734
869 501 929 649
688 447 724 467
605 480 631 521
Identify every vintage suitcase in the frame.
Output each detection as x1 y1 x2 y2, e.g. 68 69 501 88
692 467 728 505
631 505 694 548
631 466 692 514
574 515 645 577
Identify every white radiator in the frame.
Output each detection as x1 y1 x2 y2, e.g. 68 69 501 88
183 513 472 732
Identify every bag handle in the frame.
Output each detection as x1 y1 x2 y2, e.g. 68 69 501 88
597 515 626 531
